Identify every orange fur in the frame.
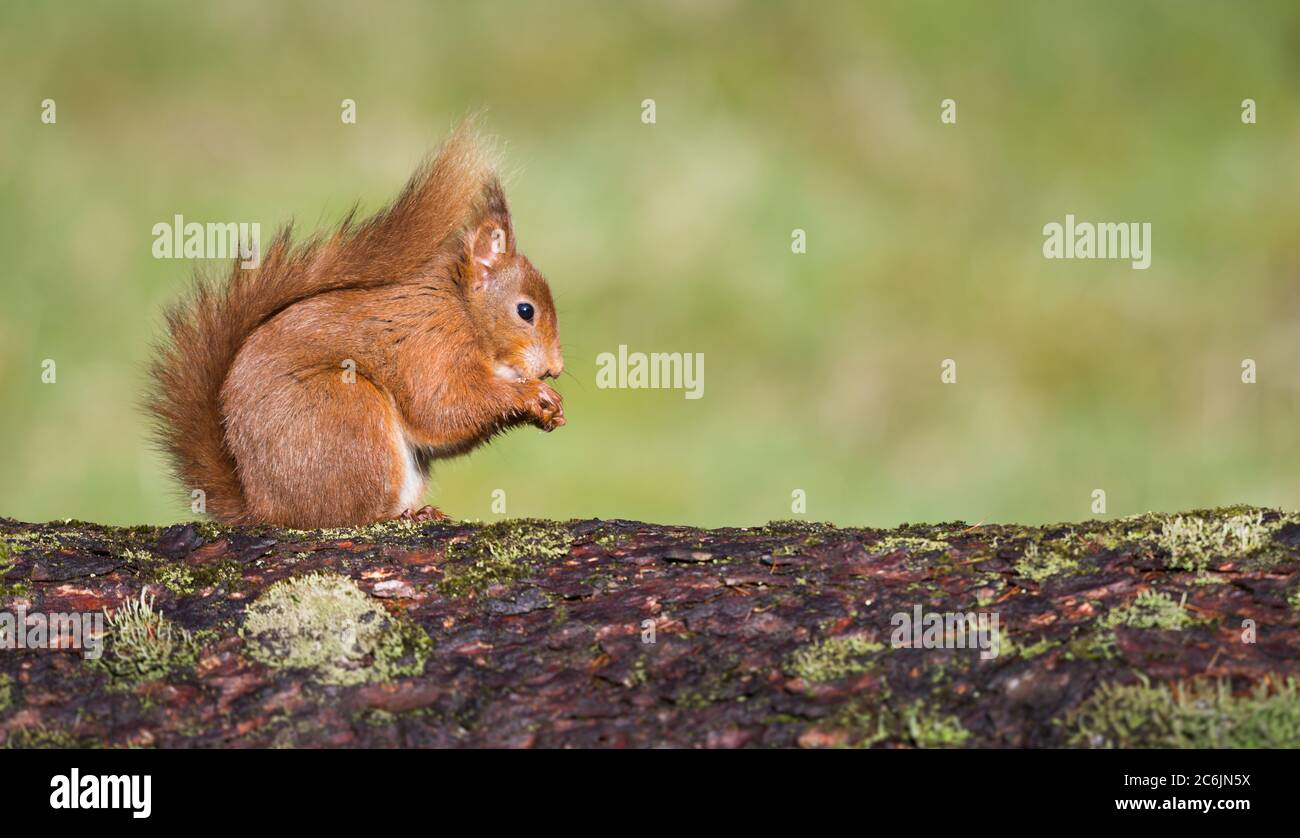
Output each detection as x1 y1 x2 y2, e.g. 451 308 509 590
147 122 565 527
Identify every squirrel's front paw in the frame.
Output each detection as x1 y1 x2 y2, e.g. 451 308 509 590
521 380 566 431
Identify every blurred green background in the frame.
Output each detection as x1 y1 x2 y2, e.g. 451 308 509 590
1 1 1297 528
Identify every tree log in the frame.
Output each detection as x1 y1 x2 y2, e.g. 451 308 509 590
1 508 1298 748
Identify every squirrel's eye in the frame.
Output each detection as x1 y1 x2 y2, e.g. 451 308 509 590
516 302 535 323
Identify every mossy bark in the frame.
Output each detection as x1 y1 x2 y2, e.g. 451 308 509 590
1 508 1298 748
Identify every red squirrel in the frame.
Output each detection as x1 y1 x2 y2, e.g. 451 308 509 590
147 122 565 529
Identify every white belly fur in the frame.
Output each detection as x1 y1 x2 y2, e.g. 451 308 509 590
394 431 426 512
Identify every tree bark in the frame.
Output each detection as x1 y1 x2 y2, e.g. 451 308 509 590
1 508 1297 748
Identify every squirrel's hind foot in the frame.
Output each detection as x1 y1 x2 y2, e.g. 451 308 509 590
398 505 450 522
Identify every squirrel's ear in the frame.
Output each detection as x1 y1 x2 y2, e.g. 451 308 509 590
466 216 513 273
462 180 514 284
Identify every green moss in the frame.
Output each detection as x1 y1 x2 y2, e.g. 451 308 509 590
758 520 839 537
119 548 155 563
1 530 65 552
1016 636 1061 659
819 692 969 748
1102 590 1193 630
1095 511 1166 548
756 521 836 556
903 700 971 748
870 535 949 555
0 673 12 713
829 700 891 748
1062 590 1195 663
627 655 649 687
1064 631 1119 661
591 530 627 550
1015 540 1080 582
190 520 225 542
439 519 572 598
1069 675 1300 748
97 591 200 682
672 666 740 709
127 550 246 597
0 540 31 599
241 572 431 685
787 633 885 683
283 516 448 542
3 725 93 749
168 561 242 595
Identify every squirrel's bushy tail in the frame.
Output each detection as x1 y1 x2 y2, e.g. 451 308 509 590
146 121 498 522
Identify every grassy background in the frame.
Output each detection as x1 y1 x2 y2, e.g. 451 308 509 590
1 1 1298 527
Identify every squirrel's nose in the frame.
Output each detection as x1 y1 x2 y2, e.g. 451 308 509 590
542 359 563 380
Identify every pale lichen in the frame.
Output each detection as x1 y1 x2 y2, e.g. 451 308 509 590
241 572 431 685
1158 511 1273 571
98 590 199 682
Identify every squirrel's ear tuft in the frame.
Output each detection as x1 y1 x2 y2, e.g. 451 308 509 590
478 179 511 222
